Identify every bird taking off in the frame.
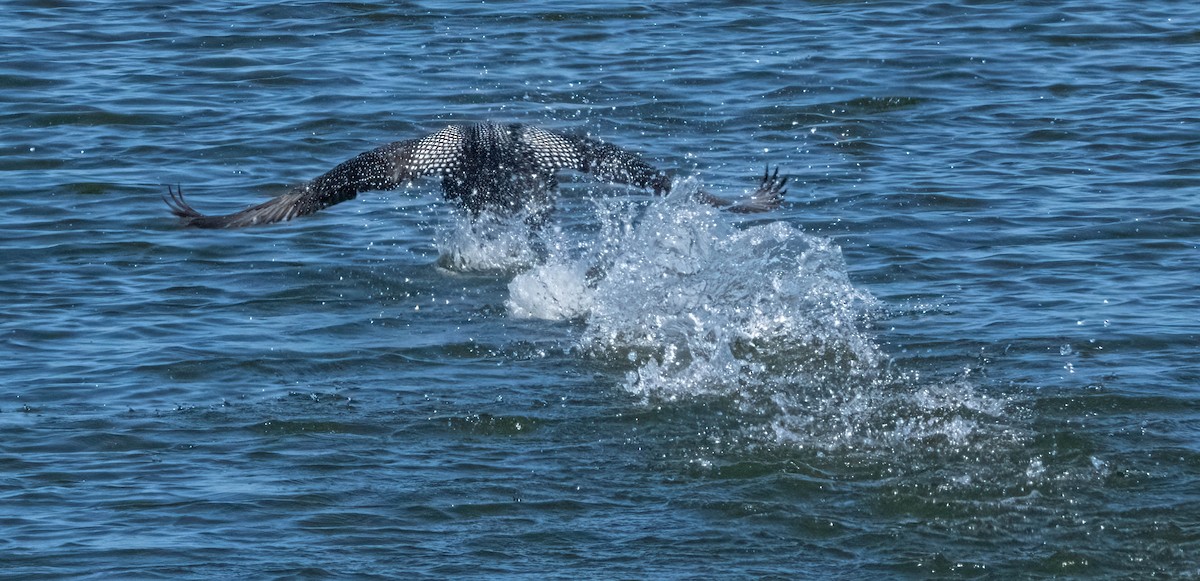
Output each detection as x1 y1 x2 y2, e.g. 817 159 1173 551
165 123 789 228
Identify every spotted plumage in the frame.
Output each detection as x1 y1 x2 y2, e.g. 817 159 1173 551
165 122 787 228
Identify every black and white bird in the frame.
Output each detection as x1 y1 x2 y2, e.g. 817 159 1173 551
165 122 789 228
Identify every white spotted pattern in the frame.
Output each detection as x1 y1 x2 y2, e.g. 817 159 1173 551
404 125 467 177
521 126 585 171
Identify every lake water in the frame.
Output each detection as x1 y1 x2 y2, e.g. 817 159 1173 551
3 0 1199 578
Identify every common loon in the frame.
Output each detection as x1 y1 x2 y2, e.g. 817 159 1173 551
165 123 789 228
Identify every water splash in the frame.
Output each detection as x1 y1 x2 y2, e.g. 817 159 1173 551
434 211 540 273
507 262 593 320
504 183 1020 460
585 199 881 402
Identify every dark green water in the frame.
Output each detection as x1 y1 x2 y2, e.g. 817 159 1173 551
2 0 1198 578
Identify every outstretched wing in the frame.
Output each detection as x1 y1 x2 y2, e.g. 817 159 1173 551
519 127 787 212
518 126 673 193
165 126 466 228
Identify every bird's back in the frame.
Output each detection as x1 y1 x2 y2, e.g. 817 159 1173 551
442 123 558 215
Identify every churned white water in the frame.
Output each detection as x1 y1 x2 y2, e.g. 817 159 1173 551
500 184 1019 456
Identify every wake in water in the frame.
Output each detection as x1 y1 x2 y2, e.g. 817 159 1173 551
438 181 1021 463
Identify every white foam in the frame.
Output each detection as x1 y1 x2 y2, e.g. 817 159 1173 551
507 262 594 320
494 182 1019 458
579 186 883 400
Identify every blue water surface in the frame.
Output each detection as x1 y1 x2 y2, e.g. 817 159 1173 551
2 0 1199 578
